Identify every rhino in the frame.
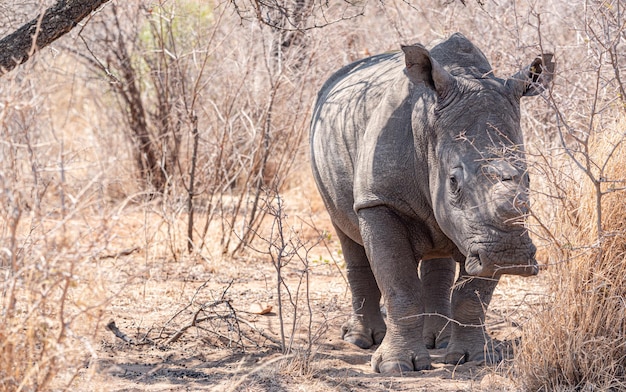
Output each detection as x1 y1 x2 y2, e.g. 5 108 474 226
310 33 554 374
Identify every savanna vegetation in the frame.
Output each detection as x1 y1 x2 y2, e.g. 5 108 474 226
1 0 626 391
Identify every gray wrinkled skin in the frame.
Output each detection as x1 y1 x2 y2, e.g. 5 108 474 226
310 33 554 374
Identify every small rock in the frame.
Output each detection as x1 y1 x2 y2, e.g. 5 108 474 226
249 302 273 315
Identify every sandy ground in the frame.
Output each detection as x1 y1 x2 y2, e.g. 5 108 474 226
67 218 548 392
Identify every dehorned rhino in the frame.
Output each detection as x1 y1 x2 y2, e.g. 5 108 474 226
310 33 554 374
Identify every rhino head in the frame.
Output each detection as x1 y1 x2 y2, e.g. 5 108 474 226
403 34 554 277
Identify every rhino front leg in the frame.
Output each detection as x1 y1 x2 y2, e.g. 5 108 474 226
445 263 500 365
334 225 386 349
420 258 455 349
358 206 431 374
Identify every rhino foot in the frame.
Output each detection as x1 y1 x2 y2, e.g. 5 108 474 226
341 317 386 349
371 339 432 374
424 331 450 350
423 314 451 349
444 340 502 365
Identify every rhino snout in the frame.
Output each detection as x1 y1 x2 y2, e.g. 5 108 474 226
464 245 538 277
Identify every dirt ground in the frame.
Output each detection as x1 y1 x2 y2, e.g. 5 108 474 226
67 186 549 392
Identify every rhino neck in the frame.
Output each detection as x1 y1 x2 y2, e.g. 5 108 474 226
409 88 439 211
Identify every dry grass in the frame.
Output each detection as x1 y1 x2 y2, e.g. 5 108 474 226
517 119 626 391
0 67 115 390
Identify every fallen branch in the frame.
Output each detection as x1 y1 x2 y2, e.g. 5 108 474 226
98 246 141 260
106 320 133 344
162 301 281 348
106 320 153 346
233 315 282 347
109 280 280 351
164 312 215 345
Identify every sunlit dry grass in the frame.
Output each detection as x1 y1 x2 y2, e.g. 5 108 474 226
517 119 626 391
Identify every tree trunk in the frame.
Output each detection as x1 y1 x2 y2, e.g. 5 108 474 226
0 0 109 76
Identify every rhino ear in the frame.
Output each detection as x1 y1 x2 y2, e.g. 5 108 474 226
402 44 455 98
510 53 555 97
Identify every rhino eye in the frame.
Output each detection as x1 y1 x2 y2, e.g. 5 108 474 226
449 176 458 189
449 168 462 195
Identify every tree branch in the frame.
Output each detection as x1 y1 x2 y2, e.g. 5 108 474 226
0 0 109 76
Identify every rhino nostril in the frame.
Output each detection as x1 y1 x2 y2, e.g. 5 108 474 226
503 172 518 181
501 167 520 182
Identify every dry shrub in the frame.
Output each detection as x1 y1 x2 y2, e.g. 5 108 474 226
517 119 626 391
0 45 117 392
71 1 327 256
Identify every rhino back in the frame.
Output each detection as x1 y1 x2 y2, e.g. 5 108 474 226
310 52 406 243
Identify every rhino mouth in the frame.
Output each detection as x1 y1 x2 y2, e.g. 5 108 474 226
465 249 538 277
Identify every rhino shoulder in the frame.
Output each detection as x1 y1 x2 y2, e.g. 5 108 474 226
352 76 425 214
